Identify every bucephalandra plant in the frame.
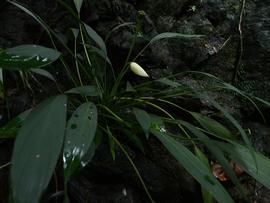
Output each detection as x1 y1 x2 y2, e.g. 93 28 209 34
1 0 270 203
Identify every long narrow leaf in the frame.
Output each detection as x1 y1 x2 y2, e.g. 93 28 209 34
192 90 257 169
216 141 270 190
84 23 107 55
150 32 204 44
195 147 213 203
254 96 270 107
151 129 234 203
133 108 151 138
190 112 234 140
65 85 101 97
0 68 3 84
31 68 56 82
181 121 247 200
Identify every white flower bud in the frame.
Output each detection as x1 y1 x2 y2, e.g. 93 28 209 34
130 62 149 77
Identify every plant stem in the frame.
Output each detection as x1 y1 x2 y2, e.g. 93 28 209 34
74 35 83 87
110 14 142 97
80 23 104 96
233 0 246 84
0 162 11 170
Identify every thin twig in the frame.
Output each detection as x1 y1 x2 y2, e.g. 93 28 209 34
0 162 11 170
233 0 246 84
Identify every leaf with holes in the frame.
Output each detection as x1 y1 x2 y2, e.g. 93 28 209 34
63 102 97 182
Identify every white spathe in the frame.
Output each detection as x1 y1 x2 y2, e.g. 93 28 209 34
130 62 149 77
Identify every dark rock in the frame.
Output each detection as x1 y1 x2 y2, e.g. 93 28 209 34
137 0 188 20
0 141 13 203
68 138 201 203
0 0 59 47
248 122 270 156
253 182 270 203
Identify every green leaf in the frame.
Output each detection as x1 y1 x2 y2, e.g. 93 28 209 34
192 92 256 169
216 141 270 190
71 28 79 39
65 85 101 97
31 68 56 82
107 127 116 160
133 108 151 138
0 68 3 84
195 147 213 203
81 142 95 166
151 129 234 203
84 23 107 55
181 121 247 201
11 95 67 203
123 129 144 153
0 45 60 70
0 109 32 139
190 112 234 140
156 78 182 88
150 114 165 130
254 97 270 107
63 102 97 181
126 81 136 92
90 46 112 66
150 32 204 44
73 0 83 13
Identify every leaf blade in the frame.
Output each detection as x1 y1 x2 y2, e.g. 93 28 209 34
11 95 67 203
150 32 204 44
65 85 101 97
0 45 60 70
73 0 83 13
190 112 234 140
133 108 151 138
63 102 97 181
84 23 107 55
216 141 270 190
151 129 234 203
